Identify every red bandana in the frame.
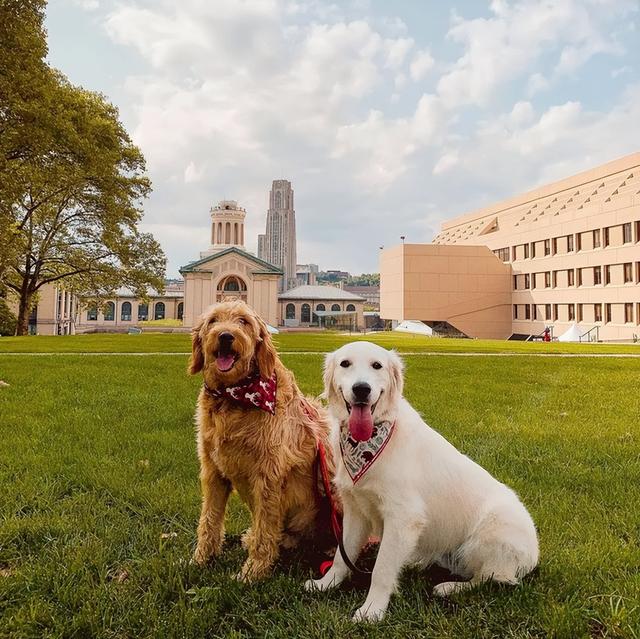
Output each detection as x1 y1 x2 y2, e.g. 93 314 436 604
204 373 277 415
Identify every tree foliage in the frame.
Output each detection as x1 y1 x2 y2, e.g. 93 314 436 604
0 0 166 334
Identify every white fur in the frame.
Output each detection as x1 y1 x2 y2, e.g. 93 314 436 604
305 341 539 622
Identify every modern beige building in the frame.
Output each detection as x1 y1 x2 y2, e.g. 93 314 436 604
381 153 640 341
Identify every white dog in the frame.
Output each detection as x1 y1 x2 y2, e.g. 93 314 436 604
305 342 539 622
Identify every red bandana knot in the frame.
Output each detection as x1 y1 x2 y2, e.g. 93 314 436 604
204 372 277 415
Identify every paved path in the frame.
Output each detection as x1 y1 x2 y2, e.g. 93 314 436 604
1 351 640 358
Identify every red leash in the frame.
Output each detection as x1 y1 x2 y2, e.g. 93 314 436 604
315 440 371 577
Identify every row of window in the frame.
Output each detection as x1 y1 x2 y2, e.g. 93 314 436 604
494 220 640 263
513 302 638 324
285 302 357 322
513 262 639 290
87 301 183 322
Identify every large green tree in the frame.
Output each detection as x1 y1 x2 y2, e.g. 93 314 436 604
1 0 166 335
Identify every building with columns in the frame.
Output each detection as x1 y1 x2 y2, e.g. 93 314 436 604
257 179 298 291
180 199 282 327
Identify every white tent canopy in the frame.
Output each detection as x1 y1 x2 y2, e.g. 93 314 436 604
266 324 279 334
557 323 582 342
394 320 433 336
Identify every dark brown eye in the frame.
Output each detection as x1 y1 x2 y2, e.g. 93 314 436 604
372 362 382 370
237 317 247 325
340 360 351 368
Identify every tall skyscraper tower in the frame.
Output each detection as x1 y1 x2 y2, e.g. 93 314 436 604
258 180 297 291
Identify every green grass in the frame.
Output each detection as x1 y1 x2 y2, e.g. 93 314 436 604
0 339 639 637
1 331 640 354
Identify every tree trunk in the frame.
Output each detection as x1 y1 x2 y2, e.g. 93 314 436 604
15 290 32 336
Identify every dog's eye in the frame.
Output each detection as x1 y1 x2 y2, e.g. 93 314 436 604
339 360 351 368
372 361 382 370
208 317 217 325
237 318 247 325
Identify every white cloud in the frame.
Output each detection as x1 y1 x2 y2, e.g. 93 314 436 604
437 0 633 107
409 49 435 81
433 151 459 175
70 0 99 10
89 0 640 274
526 72 550 96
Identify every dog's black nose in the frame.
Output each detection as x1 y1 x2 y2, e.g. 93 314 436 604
352 382 371 402
218 332 234 344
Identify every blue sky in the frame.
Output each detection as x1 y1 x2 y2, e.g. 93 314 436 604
46 0 640 277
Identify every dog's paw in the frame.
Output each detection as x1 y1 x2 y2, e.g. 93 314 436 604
240 529 253 551
191 547 214 567
352 603 386 623
433 581 468 597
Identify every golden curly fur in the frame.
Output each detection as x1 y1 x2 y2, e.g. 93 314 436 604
189 300 333 581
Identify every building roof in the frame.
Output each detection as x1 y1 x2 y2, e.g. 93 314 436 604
115 287 184 299
278 285 365 301
432 152 640 245
179 246 283 275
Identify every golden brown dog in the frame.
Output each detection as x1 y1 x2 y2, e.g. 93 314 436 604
189 300 333 582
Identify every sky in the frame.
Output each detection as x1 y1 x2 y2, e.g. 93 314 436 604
45 0 640 277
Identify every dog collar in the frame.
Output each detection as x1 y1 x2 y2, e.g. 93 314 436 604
203 372 277 415
339 420 396 484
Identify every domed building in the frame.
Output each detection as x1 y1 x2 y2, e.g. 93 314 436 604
179 200 282 327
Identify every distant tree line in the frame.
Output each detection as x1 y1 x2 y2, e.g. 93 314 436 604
0 0 165 335
316 272 380 286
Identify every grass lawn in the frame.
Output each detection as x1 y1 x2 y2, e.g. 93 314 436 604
1 336 639 637
1 331 640 354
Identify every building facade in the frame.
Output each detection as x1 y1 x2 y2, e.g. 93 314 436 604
257 180 297 291
180 200 282 327
381 153 640 341
278 285 365 330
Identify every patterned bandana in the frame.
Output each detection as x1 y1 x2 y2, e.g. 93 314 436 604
203 372 277 415
339 420 396 484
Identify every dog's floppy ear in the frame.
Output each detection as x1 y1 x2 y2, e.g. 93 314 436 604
255 315 277 379
322 351 339 403
188 315 205 375
388 350 405 398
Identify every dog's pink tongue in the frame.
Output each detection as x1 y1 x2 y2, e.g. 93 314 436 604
348 404 374 442
216 355 235 372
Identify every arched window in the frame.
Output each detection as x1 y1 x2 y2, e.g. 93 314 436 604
104 301 115 321
87 304 97 321
286 303 295 320
154 302 165 320
316 303 325 312
301 303 311 323
331 304 341 312
346 304 356 312
177 302 184 321
217 276 247 293
138 303 148 321
121 301 132 321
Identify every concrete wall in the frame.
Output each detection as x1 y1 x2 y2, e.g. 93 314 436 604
381 244 513 339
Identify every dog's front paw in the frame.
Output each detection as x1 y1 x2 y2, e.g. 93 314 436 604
352 603 386 623
237 558 270 583
304 577 333 592
192 545 216 567
240 529 254 551
433 581 469 597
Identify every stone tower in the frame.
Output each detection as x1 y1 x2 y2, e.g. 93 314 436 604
259 180 297 291
200 200 246 258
